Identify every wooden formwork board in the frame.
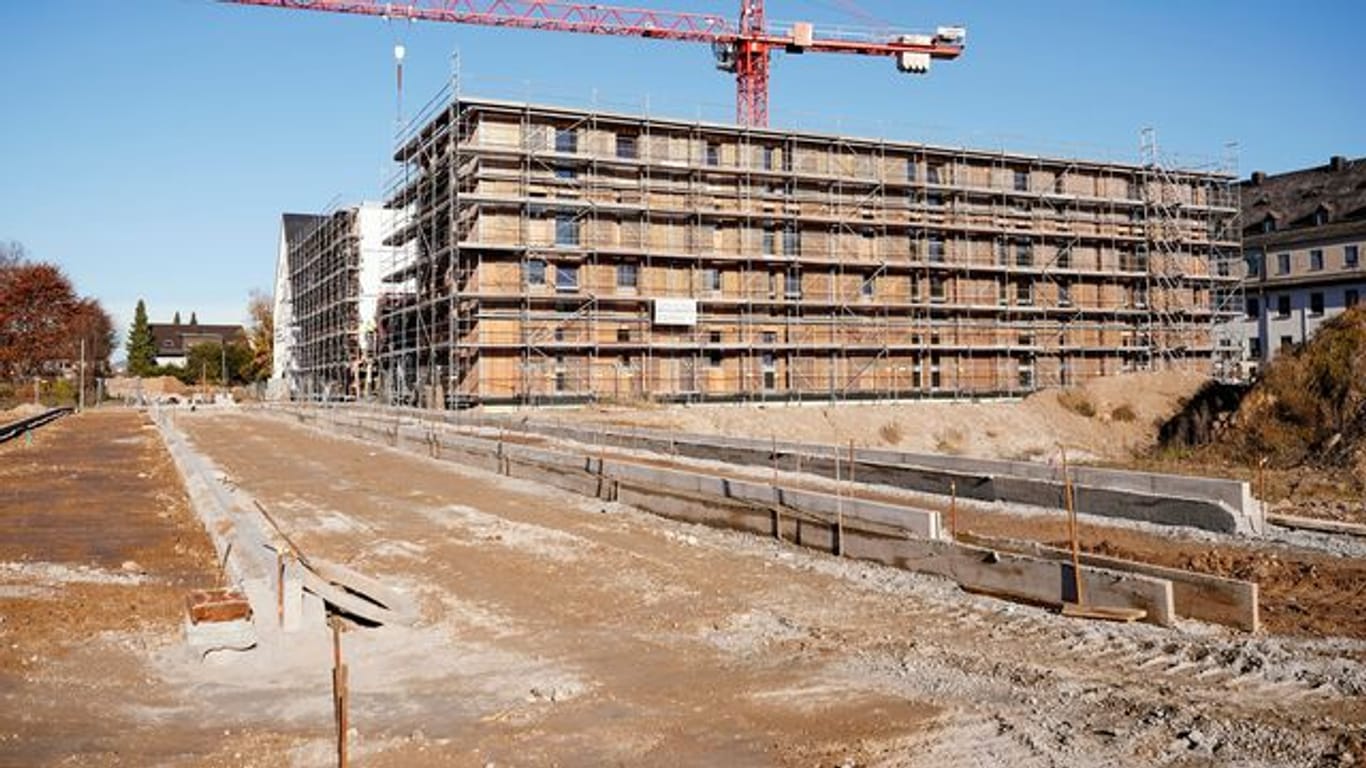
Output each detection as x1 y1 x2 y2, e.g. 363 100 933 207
958 533 1258 632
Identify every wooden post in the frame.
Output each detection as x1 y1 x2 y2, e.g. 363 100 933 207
949 480 958 541
275 549 286 625
771 435 778 486
597 429 606 477
833 445 844 556
847 439 856 484
331 616 349 768
1060 446 1083 606
1257 456 1268 519
498 427 507 475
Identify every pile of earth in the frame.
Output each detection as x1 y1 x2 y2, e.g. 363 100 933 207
1176 305 1366 488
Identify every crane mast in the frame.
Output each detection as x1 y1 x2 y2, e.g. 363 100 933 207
219 0 965 127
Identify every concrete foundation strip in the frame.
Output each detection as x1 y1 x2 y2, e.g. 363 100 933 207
288 406 1183 628
158 409 413 633
957 532 1259 632
342 406 1260 537
304 404 1266 536
538 424 1263 536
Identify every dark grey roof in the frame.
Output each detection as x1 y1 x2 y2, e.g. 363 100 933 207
149 323 247 357
1242 156 1366 246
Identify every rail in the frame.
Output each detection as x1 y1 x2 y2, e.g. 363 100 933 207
0 407 74 444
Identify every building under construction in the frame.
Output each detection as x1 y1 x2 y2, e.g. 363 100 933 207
272 204 401 400
325 96 1243 407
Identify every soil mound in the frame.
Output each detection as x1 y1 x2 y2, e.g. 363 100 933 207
1191 306 1366 484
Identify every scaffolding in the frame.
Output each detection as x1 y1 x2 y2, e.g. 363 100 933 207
371 95 1243 408
1139 128 1243 379
283 208 362 401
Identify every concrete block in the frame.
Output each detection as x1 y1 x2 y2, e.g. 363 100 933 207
185 616 256 656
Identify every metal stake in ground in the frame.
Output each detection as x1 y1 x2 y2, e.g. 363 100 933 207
771 434 778 485
330 615 349 768
1056 447 1146 624
254 500 313 570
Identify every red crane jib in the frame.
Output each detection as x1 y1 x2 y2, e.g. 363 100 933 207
218 0 964 127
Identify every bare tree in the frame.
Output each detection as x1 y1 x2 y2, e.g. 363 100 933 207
0 240 26 270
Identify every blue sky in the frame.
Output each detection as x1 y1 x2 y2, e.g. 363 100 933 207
2 1 1363 347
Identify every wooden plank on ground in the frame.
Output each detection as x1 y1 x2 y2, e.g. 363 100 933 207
830 528 1176 627
1061 603 1146 623
1268 513 1366 538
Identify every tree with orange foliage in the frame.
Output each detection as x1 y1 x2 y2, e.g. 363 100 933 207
0 244 114 380
245 289 273 381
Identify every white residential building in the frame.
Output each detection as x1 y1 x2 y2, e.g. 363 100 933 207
1240 156 1366 371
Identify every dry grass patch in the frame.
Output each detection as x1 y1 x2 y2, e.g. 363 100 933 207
934 427 966 455
878 421 904 445
1057 389 1097 418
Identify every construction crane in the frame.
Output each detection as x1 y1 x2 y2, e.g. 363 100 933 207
217 0 965 127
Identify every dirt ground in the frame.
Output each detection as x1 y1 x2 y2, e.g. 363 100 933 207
4 406 1364 766
177 410 1365 765
548 371 1207 464
0 409 223 765
0 403 48 423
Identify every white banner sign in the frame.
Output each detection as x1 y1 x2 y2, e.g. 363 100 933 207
653 298 698 327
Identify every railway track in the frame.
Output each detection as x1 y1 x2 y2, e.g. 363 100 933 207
0 407 73 444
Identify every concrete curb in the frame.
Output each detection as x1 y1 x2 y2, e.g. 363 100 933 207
153 407 324 649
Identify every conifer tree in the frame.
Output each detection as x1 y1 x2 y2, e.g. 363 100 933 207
126 299 156 376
